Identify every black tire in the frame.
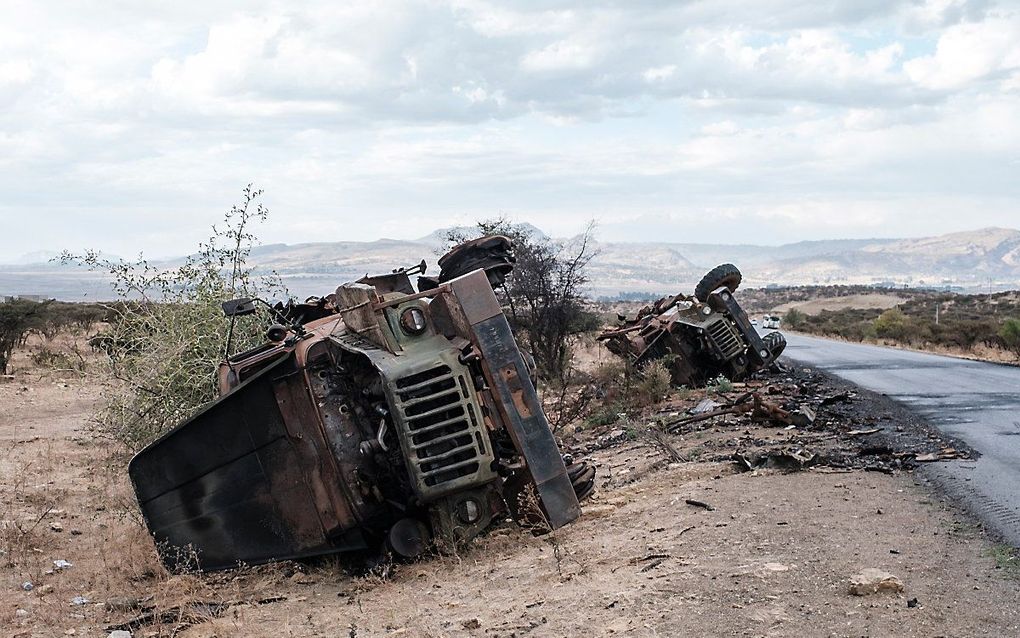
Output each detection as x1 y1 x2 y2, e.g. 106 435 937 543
694 263 742 302
762 331 787 358
567 460 596 502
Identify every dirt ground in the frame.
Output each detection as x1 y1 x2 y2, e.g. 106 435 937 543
3 346 1020 637
770 294 905 316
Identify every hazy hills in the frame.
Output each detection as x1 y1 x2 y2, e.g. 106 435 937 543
2 227 1019 301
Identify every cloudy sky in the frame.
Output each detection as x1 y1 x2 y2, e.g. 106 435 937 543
1 0 1018 260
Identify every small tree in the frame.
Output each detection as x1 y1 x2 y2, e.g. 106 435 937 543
873 307 911 341
0 299 51 374
1000 318 1020 357
445 219 599 381
783 308 806 329
61 185 282 450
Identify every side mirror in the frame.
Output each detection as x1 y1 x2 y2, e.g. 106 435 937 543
222 298 257 317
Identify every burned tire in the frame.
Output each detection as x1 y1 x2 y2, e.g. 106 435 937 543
762 331 787 358
566 459 596 502
694 263 742 302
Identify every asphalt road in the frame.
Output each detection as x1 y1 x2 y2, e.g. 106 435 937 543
780 331 1020 545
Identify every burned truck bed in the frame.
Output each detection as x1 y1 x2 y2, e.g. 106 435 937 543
130 237 591 571
599 264 786 387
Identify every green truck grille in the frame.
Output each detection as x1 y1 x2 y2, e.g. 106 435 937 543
392 363 493 499
706 318 743 360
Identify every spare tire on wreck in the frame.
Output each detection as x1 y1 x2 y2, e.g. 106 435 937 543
694 263 742 302
439 235 516 286
567 459 596 502
762 330 787 358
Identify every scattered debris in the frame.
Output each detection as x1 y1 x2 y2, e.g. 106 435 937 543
692 398 722 414
646 427 686 462
107 596 288 633
21 581 33 591
915 448 960 462
71 595 90 606
53 559 72 571
733 449 819 472
640 558 667 572
820 391 852 406
849 568 904 596
666 392 816 432
105 596 142 613
685 498 714 511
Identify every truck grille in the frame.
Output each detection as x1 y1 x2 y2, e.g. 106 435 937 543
706 319 743 360
393 364 491 498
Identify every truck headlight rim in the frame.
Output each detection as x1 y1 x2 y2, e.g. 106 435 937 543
399 306 428 335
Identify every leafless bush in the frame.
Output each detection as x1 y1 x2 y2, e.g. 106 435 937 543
60 185 283 450
446 219 599 381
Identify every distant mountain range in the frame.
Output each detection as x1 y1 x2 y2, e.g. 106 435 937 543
3 227 1019 301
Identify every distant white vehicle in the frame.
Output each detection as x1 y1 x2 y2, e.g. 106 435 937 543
750 318 759 327
762 315 781 329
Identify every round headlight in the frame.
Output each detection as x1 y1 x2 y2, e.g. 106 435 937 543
399 307 427 335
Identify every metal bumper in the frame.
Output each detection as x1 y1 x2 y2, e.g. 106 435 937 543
445 270 581 529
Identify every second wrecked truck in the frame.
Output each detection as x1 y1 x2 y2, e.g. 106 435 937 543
599 263 786 387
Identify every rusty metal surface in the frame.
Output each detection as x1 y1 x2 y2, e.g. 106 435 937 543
599 265 783 387
129 352 369 570
446 270 581 529
131 236 587 571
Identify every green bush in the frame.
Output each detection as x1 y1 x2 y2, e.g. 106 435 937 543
585 404 623 428
872 307 911 341
61 185 282 450
1000 318 1020 357
634 360 671 406
707 375 734 394
783 308 806 329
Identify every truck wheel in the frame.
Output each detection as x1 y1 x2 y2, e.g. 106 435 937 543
567 460 596 502
386 518 431 559
762 331 787 358
694 263 742 302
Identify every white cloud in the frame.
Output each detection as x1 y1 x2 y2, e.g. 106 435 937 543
904 15 1020 89
0 0 1017 261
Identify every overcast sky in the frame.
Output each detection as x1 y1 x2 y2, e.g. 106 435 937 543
1 0 1018 260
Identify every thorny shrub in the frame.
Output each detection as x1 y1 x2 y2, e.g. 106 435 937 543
29 346 87 373
60 185 283 451
444 218 600 381
576 359 673 430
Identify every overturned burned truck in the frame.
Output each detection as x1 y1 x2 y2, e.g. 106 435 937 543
129 237 594 571
599 264 786 387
